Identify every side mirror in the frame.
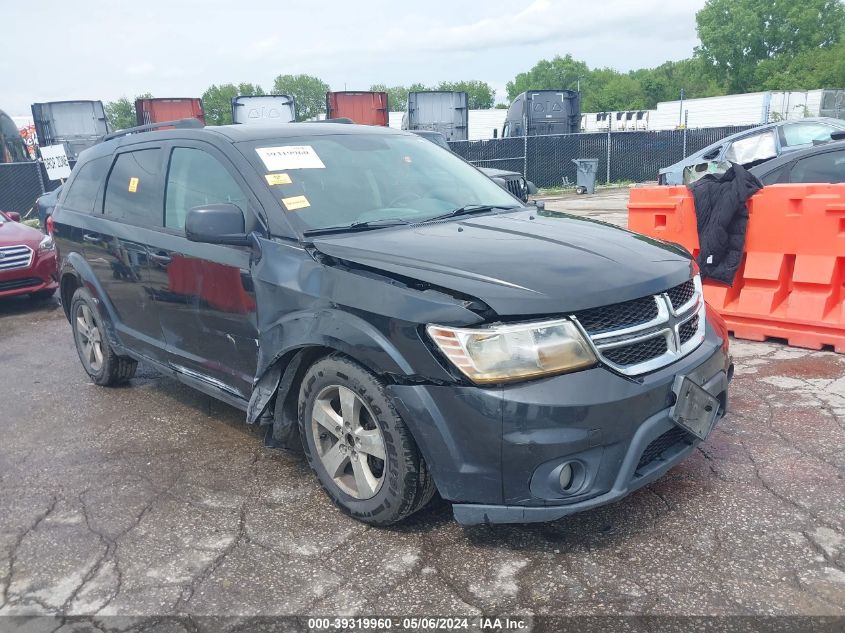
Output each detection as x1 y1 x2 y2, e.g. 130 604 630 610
185 203 249 246
5 212 21 222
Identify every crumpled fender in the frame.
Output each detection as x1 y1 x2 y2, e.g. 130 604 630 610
245 238 484 431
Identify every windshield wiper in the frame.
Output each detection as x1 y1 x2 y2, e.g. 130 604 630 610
302 217 411 237
419 204 521 224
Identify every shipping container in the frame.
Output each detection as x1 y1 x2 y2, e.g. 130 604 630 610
232 94 295 124
403 91 468 141
30 100 109 160
135 98 205 126
326 91 388 126
502 90 581 137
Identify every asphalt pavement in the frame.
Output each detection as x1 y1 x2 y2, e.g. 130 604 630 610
0 193 843 623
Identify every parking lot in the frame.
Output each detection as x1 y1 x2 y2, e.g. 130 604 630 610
1 191 844 620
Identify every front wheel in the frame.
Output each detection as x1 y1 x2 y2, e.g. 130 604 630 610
298 354 436 525
70 288 137 386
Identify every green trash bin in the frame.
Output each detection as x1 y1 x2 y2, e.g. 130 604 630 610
572 158 599 194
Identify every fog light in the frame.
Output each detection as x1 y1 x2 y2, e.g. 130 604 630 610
559 462 574 491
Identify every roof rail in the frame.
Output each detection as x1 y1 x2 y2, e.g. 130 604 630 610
312 117 354 124
101 118 203 142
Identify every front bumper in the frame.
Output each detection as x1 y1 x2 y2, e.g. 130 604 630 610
0 250 59 298
387 320 731 525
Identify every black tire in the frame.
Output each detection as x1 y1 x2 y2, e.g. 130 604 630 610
70 287 137 387
298 354 436 525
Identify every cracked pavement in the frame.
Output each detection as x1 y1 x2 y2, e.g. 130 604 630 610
1 193 843 620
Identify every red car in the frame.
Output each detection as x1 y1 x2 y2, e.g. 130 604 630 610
0 211 58 299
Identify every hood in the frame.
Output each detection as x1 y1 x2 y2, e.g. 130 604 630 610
311 209 695 316
478 167 521 179
0 216 42 247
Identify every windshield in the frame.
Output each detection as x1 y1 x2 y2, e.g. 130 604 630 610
243 133 520 233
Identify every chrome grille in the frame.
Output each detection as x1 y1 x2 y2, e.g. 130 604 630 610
0 245 33 271
679 314 699 345
667 279 695 311
603 335 668 367
572 276 706 376
575 295 659 334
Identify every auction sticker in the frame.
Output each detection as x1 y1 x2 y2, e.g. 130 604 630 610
281 195 311 210
265 173 292 186
128 177 139 193
256 146 325 171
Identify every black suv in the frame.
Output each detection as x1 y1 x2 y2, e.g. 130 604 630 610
53 121 732 526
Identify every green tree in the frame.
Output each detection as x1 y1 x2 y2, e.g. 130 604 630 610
436 80 495 109
695 0 845 92
272 74 330 121
105 92 152 130
506 54 589 101
370 84 412 112
201 82 265 126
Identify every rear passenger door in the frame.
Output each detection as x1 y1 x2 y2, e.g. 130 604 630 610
143 142 260 399
93 145 168 360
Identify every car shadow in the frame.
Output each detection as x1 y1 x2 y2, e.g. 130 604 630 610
0 293 62 319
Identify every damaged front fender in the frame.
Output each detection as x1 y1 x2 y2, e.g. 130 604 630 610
245 237 485 430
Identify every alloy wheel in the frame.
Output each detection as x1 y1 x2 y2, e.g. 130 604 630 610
311 385 386 499
75 303 104 372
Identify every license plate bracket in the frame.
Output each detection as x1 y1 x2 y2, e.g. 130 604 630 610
669 375 720 441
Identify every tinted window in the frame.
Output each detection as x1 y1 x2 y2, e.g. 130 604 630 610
781 122 835 147
62 156 109 213
759 165 786 186
104 149 162 226
246 134 518 233
790 150 845 183
165 148 248 230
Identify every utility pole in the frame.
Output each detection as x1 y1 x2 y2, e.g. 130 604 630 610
679 88 685 128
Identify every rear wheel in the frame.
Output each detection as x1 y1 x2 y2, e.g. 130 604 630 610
298 354 436 525
70 288 137 386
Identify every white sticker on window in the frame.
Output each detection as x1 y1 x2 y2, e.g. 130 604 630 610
255 145 326 171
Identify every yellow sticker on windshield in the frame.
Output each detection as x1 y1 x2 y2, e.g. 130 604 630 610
128 177 139 193
282 195 310 211
265 173 292 186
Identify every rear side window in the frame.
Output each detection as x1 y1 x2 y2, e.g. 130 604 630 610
62 156 109 213
790 150 845 183
165 147 248 230
104 149 163 226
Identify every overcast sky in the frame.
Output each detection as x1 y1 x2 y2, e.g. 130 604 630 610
2 0 707 116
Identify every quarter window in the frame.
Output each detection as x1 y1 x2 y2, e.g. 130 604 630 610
165 148 248 230
104 149 163 226
62 156 110 213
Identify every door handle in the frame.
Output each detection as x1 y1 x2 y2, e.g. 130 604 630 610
82 233 100 243
149 252 172 264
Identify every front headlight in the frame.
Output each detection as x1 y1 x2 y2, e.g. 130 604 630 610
427 318 597 384
38 234 55 252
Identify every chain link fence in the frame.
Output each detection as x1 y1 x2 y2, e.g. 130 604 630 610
449 126 755 189
0 161 65 217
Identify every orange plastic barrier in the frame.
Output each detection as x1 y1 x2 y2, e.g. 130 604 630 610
629 184 845 353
